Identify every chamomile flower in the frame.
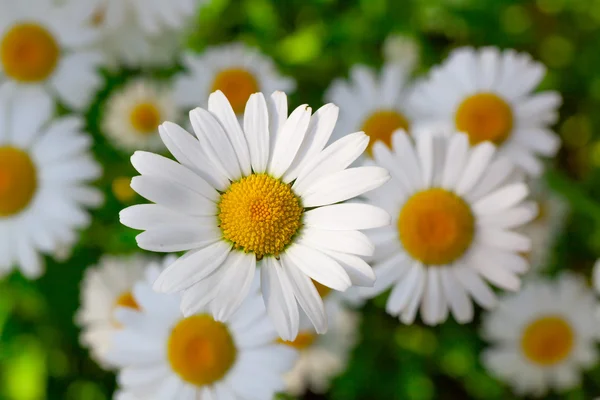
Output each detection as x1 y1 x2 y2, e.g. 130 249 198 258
120 90 390 340
0 0 104 110
481 273 600 396
361 129 537 325
279 295 359 395
0 83 102 278
76 254 170 368
173 43 296 116
325 63 417 157
410 47 561 176
103 79 176 152
107 269 297 400
521 179 568 273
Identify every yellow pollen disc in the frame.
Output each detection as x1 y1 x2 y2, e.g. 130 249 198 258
313 280 332 298
521 316 574 366
0 146 37 217
114 291 140 310
361 110 410 156
112 177 136 203
398 188 475 265
1 23 60 82
168 314 236 386
455 92 513 145
210 68 259 114
91 7 106 26
278 331 316 350
129 102 161 135
218 174 303 259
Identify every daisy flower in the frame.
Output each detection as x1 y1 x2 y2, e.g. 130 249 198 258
107 267 297 400
0 83 102 278
76 254 171 368
481 273 600 396
520 178 568 273
102 79 176 152
0 0 104 110
173 43 296 116
120 90 390 340
325 63 417 157
279 294 359 395
410 47 561 176
361 129 537 325
382 33 420 72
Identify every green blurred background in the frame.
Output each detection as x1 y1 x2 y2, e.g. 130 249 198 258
3 0 600 398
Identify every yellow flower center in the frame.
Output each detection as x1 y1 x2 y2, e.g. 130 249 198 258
210 68 259 114
114 291 140 310
278 331 316 350
129 102 161 135
1 23 60 82
0 147 37 217
521 316 574 366
168 314 236 387
313 280 332 298
455 92 513 145
218 174 303 260
91 7 106 26
112 177 136 203
361 110 410 156
398 188 474 265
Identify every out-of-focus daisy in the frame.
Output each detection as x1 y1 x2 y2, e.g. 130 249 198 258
173 43 296 116
382 33 420 72
279 295 359 395
76 254 169 368
410 47 561 176
107 268 297 400
0 83 102 278
0 0 104 110
481 273 599 396
520 179 568 273
102 79 176 152
120 90 390 340
594 259 600 295
361 129 537 325
325 63 417 156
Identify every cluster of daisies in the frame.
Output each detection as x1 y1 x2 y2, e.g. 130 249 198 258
0 0 598 398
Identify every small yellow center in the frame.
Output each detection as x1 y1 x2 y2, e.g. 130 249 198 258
210 68 259 114
114 291 140 311
361 110 410 156
521 316 574 366
112 177 136 203
91 7 106 26
218 174 303 259
0 147 37 217
1 23 60 82
455 92 513 145
129 102 161 135
313 280 332 298
168 314 236 387
278 331 317 350
398 188 474 265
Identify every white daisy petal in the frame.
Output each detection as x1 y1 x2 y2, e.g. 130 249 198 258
135 225 220 253
455 142 496 195
268 104 312 178
303 203 390 231
440 267 473 323
244 93 270 173
261 257 299 341
285 243 351 292
212 251 256 322
300 228 374 257
473 183 529 216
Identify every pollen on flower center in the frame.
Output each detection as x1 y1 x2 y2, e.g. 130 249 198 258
168 314 237 386
361 110 410 156
129 102 161 135
455 92 513 145
521 316 574 366
278 331 316 350
1 23 60 82
0 146 37 217
218 174 303 260
114 291 140 310
210 68 259 114
398 188 475 265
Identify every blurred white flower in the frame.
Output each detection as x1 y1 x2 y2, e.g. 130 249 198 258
120 90 390 340
280 294 359 396
411 46 562 177
76 254 170 368
103 79 177 152
173 43 296 116
0 0 105 110
361 129 537 325
0 83 102 278
382 33 420 72
107 267 297 400
325 63 418 158
481 273 600 397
